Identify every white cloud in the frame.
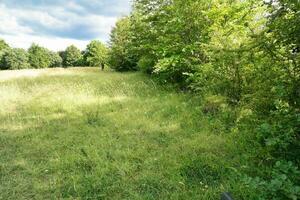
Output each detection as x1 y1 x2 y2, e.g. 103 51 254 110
66 1 85 12
0 34 89 51
0 4 34 35
0 1 131 51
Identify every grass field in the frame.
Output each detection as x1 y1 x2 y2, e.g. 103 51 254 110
0 68 242 199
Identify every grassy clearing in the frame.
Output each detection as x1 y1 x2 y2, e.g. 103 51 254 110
0 68 242 199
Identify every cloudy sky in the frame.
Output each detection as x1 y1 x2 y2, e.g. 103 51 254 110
0 0 132 51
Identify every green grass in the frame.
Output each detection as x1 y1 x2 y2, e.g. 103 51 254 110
0 67 243 199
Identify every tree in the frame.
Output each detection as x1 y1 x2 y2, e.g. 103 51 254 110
84 40 108 68
0 48 30 70
0 39 9 51
28 44 52 68
49 51 63 67
63 45 82 67
0 39 9 69
260 0 300 107
130 0 210 84
108 17 137 71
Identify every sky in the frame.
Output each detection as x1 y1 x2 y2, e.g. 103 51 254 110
0 0 132 51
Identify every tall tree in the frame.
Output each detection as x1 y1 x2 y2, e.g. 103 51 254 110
28 44 51 68
84 40 108 69
63 45 82 67
108 17 137 71
49 51 63 67
0 39 9 51
0 48 30 70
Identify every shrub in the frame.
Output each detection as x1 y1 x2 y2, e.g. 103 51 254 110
257 100 300 161
243 161 300 200
201 95 227 115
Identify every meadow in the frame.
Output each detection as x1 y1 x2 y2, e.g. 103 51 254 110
0 67 243 199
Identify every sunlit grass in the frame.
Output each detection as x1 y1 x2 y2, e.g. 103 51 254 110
0 67 243 199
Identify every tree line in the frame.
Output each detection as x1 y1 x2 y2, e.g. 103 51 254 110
0 0 299 198
108 0 299 199
0 40 107 70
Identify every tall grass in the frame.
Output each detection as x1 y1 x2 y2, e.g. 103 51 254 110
1 68 247 199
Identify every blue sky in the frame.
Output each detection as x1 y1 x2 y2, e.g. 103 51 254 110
0 0 132 50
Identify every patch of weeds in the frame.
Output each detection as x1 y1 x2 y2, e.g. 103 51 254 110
151 131 171 147
180 157 224 187
137 177 167 199
73 148 96 173
202 95 227 115
85 110 106 126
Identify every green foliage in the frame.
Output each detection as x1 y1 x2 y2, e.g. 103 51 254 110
0 48 30 70
257 100 300 161
28 44 52 68
201 95 227 115
243 161 300 200
0 42 62 70
106 0 300 198
137 55 155 73
84 40 108 67
0 39 9 51
0 39 9 69
49 51 63 67
63 45 82 67
108 17 138 71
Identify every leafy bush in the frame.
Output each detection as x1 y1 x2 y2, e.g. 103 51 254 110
201 95 227 115
257 100 300 161
243 161 300 200
137 56 155 73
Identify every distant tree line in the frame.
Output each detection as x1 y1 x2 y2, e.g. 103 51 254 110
0 40 107 70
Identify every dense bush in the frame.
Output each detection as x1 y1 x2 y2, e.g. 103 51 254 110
243 161 300 200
